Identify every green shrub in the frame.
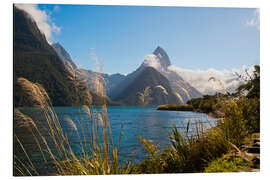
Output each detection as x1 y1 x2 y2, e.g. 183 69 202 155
136 122 230 173
204 155 250 173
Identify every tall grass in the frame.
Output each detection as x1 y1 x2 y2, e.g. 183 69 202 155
134 121 231 173
14 76 132 176
134 74 259 173
14 66 260 175
137 86 152 106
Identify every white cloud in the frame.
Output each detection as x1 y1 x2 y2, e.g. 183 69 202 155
15 4 61 43
52 22 61 34
142 53 254 95
168 65 254 95
247 9 260 31
143 54 162 70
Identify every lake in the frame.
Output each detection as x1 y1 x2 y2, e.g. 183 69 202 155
16 106 218 167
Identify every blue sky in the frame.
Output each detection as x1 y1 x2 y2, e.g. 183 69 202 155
39 4 260 75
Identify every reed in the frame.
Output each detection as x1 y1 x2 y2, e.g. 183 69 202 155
14 75 131 175
14 65 260 175
134 72 259 173
137 86 152 106
134 120 231 173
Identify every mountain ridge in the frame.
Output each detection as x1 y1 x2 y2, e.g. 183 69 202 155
14 7 92 106
114 66 182 105
109 46 202 104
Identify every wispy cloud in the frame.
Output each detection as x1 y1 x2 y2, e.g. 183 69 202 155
247 8 260 31
143 53 254 95
15 4 61 43
168 65 254 95
143 54 162 70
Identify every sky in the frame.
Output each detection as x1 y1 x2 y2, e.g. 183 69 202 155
15 4 260 94
33 4 259 74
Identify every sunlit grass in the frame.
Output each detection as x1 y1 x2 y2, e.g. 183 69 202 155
14 65 260 175
14 76 132 175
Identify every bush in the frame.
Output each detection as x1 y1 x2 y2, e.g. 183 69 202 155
204 155 250 173
217 97 259 147
135 123 230 173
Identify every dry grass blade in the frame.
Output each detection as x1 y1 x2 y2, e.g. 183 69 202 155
138 86 152 105
15 135 39 175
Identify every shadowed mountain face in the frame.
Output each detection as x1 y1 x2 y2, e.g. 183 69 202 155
14 5 201 106
13 7 92 106
114 67 182 105
75 69 126 97
141 46 202 102
109 47 202 105
52 43 77 70
50 42 124 105
153 46 171 68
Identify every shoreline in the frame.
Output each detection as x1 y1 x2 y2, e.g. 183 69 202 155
156 104 221 118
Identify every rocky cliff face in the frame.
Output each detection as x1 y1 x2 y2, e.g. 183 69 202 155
14 7 92 106
108 46 202 105
141 46 202 102
113 67 182 105
153 46 171 68
52 43 77 70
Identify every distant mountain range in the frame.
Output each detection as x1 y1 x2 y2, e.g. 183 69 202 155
108 46 202 105
46 43 203 106
14 6 202 107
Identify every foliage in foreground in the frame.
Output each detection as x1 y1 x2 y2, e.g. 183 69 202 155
14 77 133 176
133 124 230 173
204 154 250 173
14 65 260 175
132 65 260 174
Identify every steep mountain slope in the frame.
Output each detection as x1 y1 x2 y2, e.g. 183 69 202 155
50 42 124 105
141 46 202 102
114 67 183 105
76 69 126 97
52 43 77 70
109 47 202 105
103 73 126 95
51 42 126 97
108 66 144 100
13 7 91 106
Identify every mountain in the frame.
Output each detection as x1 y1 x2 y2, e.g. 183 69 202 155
153 46 171 68
52 43 77 70
76 69 126 97
108 65 145 100
114 67 183 105
50 42 123 105
103 73 126 95
13 6 92 106
109 47 202 105
141 46 202 102
13 6 200 107
51 42 126 97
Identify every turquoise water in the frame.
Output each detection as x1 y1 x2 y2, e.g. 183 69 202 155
17 106 218 165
